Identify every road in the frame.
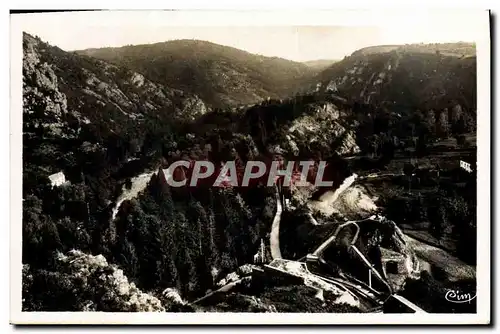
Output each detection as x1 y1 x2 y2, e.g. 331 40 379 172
270 187 283 259
358 172 404 180
111 171 154 221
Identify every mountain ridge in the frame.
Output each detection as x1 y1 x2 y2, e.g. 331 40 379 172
77 39 320 108
303 43 477 138
349 42 476 58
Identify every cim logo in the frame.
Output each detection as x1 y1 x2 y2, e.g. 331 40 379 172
445 289 476 304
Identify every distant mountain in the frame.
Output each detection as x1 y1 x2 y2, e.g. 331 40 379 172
77 40 319 108
303 59 339 71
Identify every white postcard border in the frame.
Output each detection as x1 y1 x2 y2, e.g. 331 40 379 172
9 9 491 325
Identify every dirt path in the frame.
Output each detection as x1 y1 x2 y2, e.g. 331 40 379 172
111 171 154 221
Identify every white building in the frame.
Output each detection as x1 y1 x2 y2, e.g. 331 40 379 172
460 160 473 173
48 171 66 188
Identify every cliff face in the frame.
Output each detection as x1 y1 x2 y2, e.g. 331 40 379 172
239 95 362 162
284 101 360 157
23 33 74 140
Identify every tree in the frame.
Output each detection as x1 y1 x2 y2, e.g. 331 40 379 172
424 109 437 136
415 134 428 157
403 163 415 193
436 110 450 138
412 193 427 222
455 134 467 147
125 178 132 190
367 134 380 157
378 136 396 167
428 203 448 240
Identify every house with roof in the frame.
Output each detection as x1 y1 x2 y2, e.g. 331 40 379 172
48 171 68 188
460 159 475 173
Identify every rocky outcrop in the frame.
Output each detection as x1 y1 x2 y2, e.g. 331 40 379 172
23 34 73 139
216 264 260 287
56 250 165 312
250 99 361 158
178 96 209 120
22 250 165 312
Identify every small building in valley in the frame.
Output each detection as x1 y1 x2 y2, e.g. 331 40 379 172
48 171 67 188
460 160 474 173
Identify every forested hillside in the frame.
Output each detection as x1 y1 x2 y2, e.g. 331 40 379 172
78 40 319 108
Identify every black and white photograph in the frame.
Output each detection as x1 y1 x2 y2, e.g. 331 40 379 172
9 9 491 325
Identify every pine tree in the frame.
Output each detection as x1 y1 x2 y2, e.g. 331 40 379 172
436 110 450 138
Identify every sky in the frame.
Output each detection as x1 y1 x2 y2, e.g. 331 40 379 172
14 10 488 62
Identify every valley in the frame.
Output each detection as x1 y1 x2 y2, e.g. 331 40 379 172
21 32 477 314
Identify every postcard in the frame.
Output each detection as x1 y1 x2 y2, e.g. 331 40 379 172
10 9 491 325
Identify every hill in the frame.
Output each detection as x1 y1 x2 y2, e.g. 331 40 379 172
350 42 476 58
301 43 476 146
77 40 318 108
314 43 476 107
313 43 476 111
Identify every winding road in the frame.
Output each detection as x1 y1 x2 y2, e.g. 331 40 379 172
270 186 283 259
